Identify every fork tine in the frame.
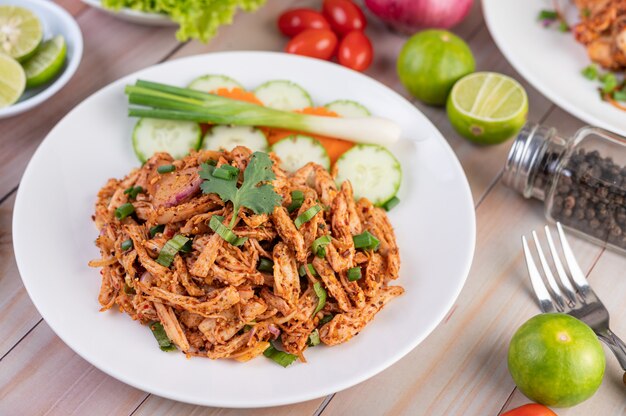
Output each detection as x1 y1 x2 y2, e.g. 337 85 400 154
522 236 557 313
544 225 577 303
556 222 591 297
532 230 566 310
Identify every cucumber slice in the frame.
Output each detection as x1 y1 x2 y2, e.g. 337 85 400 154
187 74 243 92
271 135 330 173
334 145 402 206
325 100 371 118
254 80 313 111
132 118 202 163
202 125 268 152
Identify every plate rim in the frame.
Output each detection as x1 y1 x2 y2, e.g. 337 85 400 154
12 51 476 408
481 0 626 137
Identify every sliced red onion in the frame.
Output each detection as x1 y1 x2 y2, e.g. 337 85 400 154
268 324 281 339
140 271 155 285
163 175 202 208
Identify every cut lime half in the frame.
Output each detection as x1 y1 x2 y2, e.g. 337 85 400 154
447 72 528 145
0 6 43 62
23 35 67 88
0 53 26 108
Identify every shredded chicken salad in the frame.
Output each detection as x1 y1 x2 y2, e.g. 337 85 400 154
90 147 403 365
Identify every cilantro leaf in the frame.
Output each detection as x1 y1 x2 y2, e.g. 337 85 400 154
200 152 282 233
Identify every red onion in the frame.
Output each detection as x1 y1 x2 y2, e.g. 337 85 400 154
163 174 202 208
268 324 281 339
364 0 474 34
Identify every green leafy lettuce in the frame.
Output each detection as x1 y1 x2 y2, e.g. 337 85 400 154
101 0 266 42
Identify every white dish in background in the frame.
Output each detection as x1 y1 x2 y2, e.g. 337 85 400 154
483 0 626 136
81 0 177 26
0 0 83 119
13 52 475 408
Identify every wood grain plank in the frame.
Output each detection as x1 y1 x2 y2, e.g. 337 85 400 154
321 178 604 416
0 8 180 200
55 0 89 17
132 395 323 416
0 192 41 358
0 322 147 416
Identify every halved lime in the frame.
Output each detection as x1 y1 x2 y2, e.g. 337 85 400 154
23 35 66 88
447 72 528 145
0 53 26 108
0 6 43 62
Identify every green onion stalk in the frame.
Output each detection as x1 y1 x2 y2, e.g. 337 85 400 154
125 80 401 146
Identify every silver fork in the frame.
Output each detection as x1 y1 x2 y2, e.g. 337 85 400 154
522 222 626 383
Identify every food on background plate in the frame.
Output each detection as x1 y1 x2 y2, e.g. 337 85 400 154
100 0 267 42
364 0 474 34
501 403 558 416
0 6 67 108
89 147 404 365
397 29 475 106
508 313 605 407
446 72 528 144
278 0 373 72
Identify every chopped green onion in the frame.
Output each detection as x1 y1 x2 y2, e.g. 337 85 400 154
308 264 318 277
156 234 190 267
613 90 626 101
115 203 135 220
212 164 240 180
180 239 193 253
319 314 334 326
206 159 217 166
123 186 144 200
307 329 321 347
257 258 274 272
558 21 569 32
299 263 318 277
263 344 298 367
383 196 400 211
209 215 248 246
537 9 558 20
582 7 591 17
294 205 322 229
581 65 598 80
243 324 254 332
347 267 362 282
149 224 165 238
312 235 331 258
123 283 136 295
157 164 176 174
121 239 133 251
149 321 177 352
352 230 380 251
601 73 618 93
312 281 327 317
287 190 305 213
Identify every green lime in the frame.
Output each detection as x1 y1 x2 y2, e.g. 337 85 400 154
23 35 67 88
0 6 43 62
397 29 475 106
508 313 605 408
0 53 26 108
447 72 528 144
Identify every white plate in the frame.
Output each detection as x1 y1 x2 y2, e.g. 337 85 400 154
13 52 475 408
0 0 83 119
81 0 177 26
483 0 626 136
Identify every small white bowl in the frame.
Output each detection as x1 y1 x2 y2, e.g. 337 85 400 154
0 0 83 119
81 0 177 27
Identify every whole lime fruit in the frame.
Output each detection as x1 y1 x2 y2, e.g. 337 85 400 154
397 29 475 106
508 313 605 408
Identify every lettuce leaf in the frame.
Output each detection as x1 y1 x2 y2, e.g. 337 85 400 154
101 0 267 42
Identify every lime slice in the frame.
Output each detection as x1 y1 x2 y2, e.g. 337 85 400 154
0 6 43 62
447 72 528 145
23 35 66 88
0 53 26 108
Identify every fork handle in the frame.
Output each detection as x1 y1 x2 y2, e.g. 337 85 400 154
597 328 626 384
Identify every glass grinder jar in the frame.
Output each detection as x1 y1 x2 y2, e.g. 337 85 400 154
503 122 626 253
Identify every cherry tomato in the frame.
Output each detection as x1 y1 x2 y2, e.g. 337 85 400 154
338 31 373 71
285 29 338 60
322 0 366 36
277 8 330 37
501 404 558 416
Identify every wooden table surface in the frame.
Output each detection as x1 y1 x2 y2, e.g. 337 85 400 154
2 1 626 415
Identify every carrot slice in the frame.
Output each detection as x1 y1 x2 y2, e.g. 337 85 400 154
212 87 264 106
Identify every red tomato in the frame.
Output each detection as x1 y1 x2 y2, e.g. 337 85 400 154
277 8 330 37
338 31 373 71
501 404 558 416
322 0 366 36
285 29 338 60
